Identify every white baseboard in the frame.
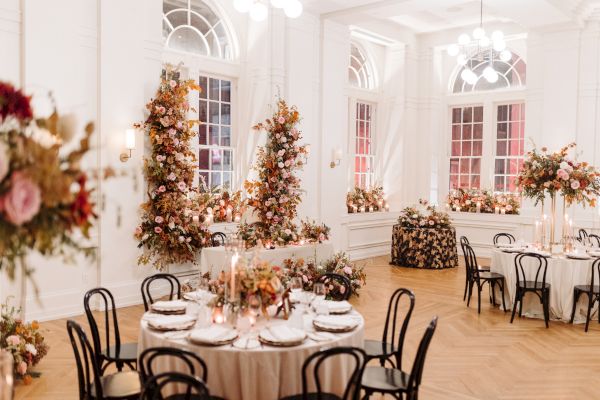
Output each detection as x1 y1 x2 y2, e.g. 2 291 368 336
347 242 391 261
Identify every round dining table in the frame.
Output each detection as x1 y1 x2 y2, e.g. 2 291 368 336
138 307 365 400
490 249 598 323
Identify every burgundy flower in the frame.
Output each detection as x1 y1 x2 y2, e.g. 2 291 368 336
0 82 33 122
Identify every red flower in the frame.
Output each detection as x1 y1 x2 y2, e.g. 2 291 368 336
0 82 33 122
70 175 96 227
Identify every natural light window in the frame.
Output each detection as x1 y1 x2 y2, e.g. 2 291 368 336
163 0 234 60
494 103 525 193
353 102 375 189
453 50 526 93
449 106 483 190
198 75 234 189
348 43 375 90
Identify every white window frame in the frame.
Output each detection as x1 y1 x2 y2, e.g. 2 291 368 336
348 97 377 189
493 102 526 193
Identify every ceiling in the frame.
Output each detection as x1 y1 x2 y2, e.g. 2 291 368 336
303 0 600 34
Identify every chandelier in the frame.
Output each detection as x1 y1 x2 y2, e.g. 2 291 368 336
446 0 512 85
233 0 303 22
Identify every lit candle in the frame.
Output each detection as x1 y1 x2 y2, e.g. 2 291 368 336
234 213 241 222
212 307 225 324
454 205 459 212
226 206 233 223
385 203 390 211
299 239 305 246
494 206 500 214
501 208 506 215
353 205 358 213
192 215 199 224
476 201 481 213
230 253 239 302
369 205 374 212
377 200 383 210
359 206 365 213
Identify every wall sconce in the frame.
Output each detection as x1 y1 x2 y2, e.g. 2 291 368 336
330 148 343 168
120 128 136 162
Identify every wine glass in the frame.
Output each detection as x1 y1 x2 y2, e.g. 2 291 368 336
313 282 326 304
289 277 303 294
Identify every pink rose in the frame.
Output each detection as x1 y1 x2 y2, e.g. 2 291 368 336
169 80 177 88
571 180 581 190
0 141 9 182
155 216 164 224
557 169 569 181
158 185 166 193
135 226 142 235
154 226 162 234
1 172 41 226
343 266 353 275
278 116 285 124
6 335 20 346
17 361 27 376
177 182 187 191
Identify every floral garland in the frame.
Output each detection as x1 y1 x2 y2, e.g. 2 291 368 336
1 300 48 383
346 186 387 212
446 188 520 214
0 82 96 280
398 200 452 229
300 218 330 243
243 100 309 246
135 68 212 270
516 143 600 207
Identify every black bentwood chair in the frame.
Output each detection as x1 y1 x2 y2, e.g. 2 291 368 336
139 347 224 400
210 232 227 247
83 288 138 375
460 236 490 301
462 242 507 313
140 372 211 400
578 228 590 244
510 252 551 328
141 273 182 312
570 258 600 332
493 232 516 246
361 316 438 400
317 273 353 301
588 234 600 248
364 288 415 369
280 347 367 400
66 320 140 400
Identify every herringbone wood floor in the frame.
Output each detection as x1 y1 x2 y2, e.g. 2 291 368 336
14 256 600 399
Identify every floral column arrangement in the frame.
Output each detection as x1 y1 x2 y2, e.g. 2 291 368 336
135 69 212 270
242 100 309 247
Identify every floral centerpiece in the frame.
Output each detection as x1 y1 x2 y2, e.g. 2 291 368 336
398 200 452 229
300 218 331 243
205 189 246 223
323 252 366 297
1 301 48 383
346 186 387 212
243 100 309 247
446 188 520 214
0 82 97 282
135 68 212 270
282 257 323 292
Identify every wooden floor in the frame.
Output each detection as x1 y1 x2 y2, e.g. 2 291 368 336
14 256 600 400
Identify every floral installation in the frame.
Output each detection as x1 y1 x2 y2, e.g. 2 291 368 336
516 143 600 207
203 188 247 223
346 186 387 212
242 99 309 247
237 222 260 249
398 199 452 229
1 300 49 384
135 67 212 270
0 82 97 282
446 188 520 215
300 218 331 243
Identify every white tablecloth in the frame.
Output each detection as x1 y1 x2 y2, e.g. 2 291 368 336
199 242 334 277
490 250 598 322
138 310 364 400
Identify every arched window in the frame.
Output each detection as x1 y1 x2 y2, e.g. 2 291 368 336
452 50 526 93
163 0 234 60
348 43 375 90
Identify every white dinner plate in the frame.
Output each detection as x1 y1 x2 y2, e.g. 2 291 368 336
151 300 188 314
258 326 306 347
187 326 238 346
566 253 592 260
147 315 196 331
313 315 360 333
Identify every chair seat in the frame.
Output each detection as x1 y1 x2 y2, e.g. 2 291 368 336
92 370 140 399
518 281 551 290
361 366 410 393
574 285 600 294
102 342 138 362
364 339 394 359
478 265 490 272
280 393 342 400
479 272 504 280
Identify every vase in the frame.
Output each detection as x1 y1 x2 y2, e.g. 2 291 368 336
0 350 14 400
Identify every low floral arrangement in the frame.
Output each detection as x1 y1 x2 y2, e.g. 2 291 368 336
282 252 366 298
135 67 212 270
446 188 520 215
1 301 48 384
205 189 246 223
517 143 600 207
243 100 309 247
346 186 388 212
398 199 452 229
237 222 260 249
0 82 97 281
300 218 331 243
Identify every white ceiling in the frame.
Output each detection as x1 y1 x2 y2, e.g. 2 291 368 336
304 0 600 33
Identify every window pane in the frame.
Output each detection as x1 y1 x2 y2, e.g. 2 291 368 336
222 172 232 189
199 124 207 145
471 158 481 174
221 103 231 126
471 175 480 188
221 126 231 146
209 78 219 100
199 76 208 99
460 159 469 173
497 123 507 139
498 105 507 121
509 158 519 174
209 101 219 124
495 159 505 174
452 108 461 123
450 174 458 189
474 106 483 122
510 104 520 120
221 80 231 102
223 150 232 171
462 125 472 140
199 149 209 169
472 140 482 156
211 172 221 188
460 175 470 188
450 158 459 174
452 125 461 140
199 100 207 122
451 141 460 156
463 107 472 123
209 125 219 145
461 141 471 156
199 172 209 187
497 140 507 156
473 124 483 139
495 176 505 191
211 149 222 170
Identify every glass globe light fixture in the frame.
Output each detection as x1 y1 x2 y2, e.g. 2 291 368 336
465 70 478 85
457 54 468 65
447 44 459 56
483 66 498 83
234 0 253 13
499 49 512 62
493 39 506 51
284 0 303 18
479 36 490 47
249 1 268 21
271 0 288 8
491 30 504 42
458 33 470 45
473 27 485 40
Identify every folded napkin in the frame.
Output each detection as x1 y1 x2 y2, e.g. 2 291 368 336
566 252 591 259
190 325 235 343
323 300 352 313
148 315 196 329
183 290 216 303
314 315 359 329
151 300 188 311
588 251 600 257
264 325 305 342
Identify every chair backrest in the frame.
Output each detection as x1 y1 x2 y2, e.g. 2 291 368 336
460 242 480 280
83 288 121 371
381 288 415 370
578 228 590 243
407 316 438 394
317 273 352 301
459 236 470 247
139 347 208 386
514 252 548 290
140 372 210 400
589 234 600 248
211 232 227 247
66 320 103 400
301 347 366 400
141 273 181 311
493 233 515 246
589 258 600 289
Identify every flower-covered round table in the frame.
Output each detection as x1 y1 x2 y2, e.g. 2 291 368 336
390 225 458 269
